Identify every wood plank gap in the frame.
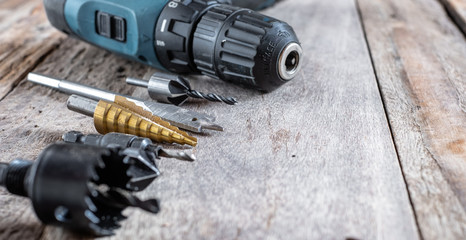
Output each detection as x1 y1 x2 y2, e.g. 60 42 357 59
358 0 466 238
438 0 466 36
355 1 424 239
2 0 420 238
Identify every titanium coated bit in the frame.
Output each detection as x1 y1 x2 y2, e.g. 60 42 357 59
126 72 238 106
63 131 196 162
66 94 198 147
27 72 223 133
0 143 160 236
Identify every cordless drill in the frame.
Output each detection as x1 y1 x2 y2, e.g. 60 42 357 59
43 0 302 92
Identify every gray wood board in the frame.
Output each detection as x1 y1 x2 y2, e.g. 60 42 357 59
0 0 419 239
0 0 65 100
358 0 466 239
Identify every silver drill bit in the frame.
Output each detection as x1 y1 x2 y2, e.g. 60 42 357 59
63 131 196 162
27 72 223 133
126 72 238 106
156 148 196 162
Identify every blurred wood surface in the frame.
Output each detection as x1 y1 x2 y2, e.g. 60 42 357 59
0 0 464 239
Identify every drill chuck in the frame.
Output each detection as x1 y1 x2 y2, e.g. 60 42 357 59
43 0 302 92
156 1 302 91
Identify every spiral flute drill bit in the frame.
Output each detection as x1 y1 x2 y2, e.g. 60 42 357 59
186 90 237 105
126 72 238 106
0 143 160 236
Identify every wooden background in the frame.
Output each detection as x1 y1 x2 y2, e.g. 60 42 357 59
0 0 464 239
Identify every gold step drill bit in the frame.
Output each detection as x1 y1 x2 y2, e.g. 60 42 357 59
67 94 197 147
27 72 223 133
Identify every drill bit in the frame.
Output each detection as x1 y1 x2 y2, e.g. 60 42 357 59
63 131 196 162
126 72 237 106
157 148 196 162
186 90 237 105
27 72 223 133
0 143 160 236
67 95 197 147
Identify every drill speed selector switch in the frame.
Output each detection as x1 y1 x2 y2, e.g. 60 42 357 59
43 0 302 92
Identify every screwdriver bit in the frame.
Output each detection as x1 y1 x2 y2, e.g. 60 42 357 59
63 131 196 162
126 72 237 106
27 72 223 133
67 95 198 147
0 143 160 236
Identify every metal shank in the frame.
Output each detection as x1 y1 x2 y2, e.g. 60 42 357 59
28 73 222 133
28 72 120 102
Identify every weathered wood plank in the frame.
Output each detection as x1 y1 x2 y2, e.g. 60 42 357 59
0 2 63 239
439 0 466 34
0 0 36 31
1 0 419 239
358 0 466 239
0 1 65 100
0 38 149 240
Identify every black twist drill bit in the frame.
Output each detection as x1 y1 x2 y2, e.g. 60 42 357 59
126 72 238 106
0 143 160 236
186 90 237 105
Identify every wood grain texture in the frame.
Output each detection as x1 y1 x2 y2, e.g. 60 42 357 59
0 0 421 239
0 1 64 238
0 1 65 100
358 0 466 239
439 0 466 34
0 0 36 31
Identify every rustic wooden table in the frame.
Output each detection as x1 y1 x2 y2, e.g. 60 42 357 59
0 0 465 239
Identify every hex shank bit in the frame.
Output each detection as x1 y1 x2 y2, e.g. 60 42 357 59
27 72 223 133
63 131 196 161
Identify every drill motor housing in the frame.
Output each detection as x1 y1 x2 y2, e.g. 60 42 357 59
43 0 302 92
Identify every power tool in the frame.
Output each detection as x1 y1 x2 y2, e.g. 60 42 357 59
43 0 302 92
218 0 282 10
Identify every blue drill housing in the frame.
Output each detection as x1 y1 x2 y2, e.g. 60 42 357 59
63 0 169 69
43 0 302 92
